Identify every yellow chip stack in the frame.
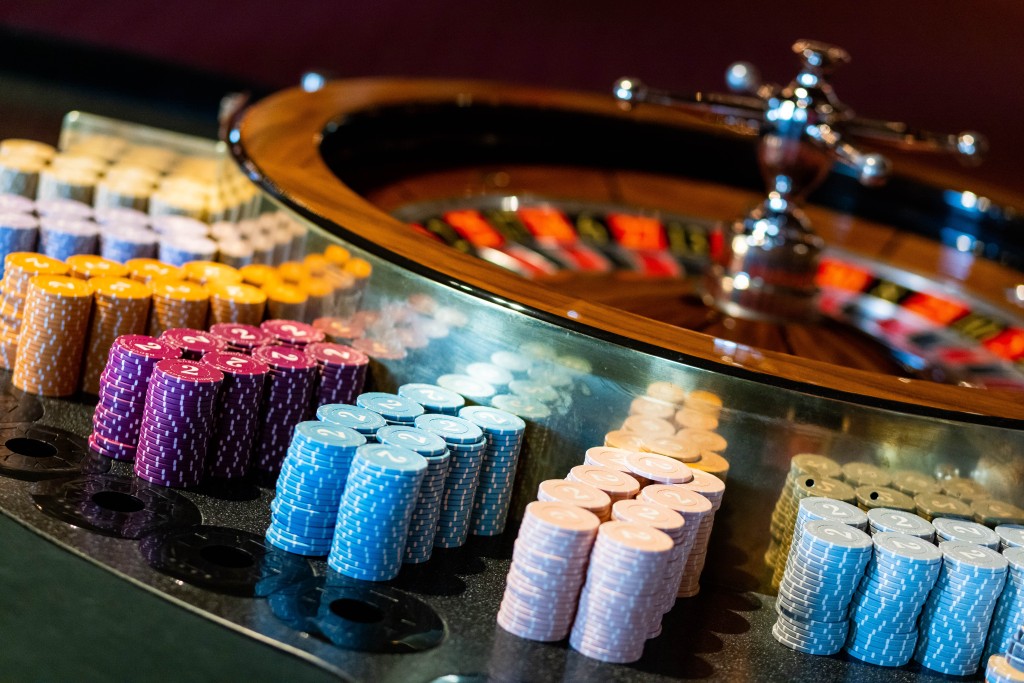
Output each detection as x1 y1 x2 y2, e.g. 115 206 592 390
299 276 334 320
66 254 130 280
0 253 69 369
263 281 308 321
12 275 93 396
80 277 152 394
126 258 182 284
207 281 267 325
147 280 210 336
277 260 308 284
239 263 280 288
181 260 242 286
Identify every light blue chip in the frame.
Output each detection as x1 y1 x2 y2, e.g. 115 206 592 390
459 405 526 435
356 392 425 422
376 425 448 456
317 403 387 433
398 383 465 413
413 414 484 444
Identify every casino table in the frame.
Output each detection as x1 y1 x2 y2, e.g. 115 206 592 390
2 30 1024 683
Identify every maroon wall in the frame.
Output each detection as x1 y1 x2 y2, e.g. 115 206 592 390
2 0 1022 191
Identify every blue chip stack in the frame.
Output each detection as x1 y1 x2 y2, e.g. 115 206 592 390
317 403 386 442
914 540 1009 676
100 224 158 262
846 532 941 666
356 392 425 426
398 383 465 416
328 443 427 581
376 425 451 564
997 526 1024 551
39 217 99 260
459 406 526 537
413 413 486 548
984 547 1024 664
0 212 38 275
773 520 872 656
782 497 868 576
266 421 366 556
933 517 1001 549
866 508 936 541
985 626 1024 683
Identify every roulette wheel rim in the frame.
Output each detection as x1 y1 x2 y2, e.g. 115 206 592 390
229 77 1024 427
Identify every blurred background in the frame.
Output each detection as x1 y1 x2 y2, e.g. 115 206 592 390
1 0 1021 192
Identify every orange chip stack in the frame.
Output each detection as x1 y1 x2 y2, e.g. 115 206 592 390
277 260 308 284
239 263 280 288
147 280 210 336
342 256 372 313
0 252 69 369
66 254 130 280
303 253 330 277
322 265 357 317
80 276 152 394
12 274 93 396
323 244 350 268
181 260 243 286
263 281 308 321
207 281 267 325
126 258 182 284
298 276 335 320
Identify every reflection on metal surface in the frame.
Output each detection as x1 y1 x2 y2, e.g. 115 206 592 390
140 524 268 596
0 423 93 480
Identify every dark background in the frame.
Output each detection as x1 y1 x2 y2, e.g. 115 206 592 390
1 0 1022 193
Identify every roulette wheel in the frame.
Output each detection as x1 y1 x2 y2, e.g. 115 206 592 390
2 34 1024 682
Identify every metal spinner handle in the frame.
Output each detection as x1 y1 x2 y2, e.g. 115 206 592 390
615 40 987 322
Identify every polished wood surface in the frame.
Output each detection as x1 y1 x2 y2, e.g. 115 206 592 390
234 78 1024 423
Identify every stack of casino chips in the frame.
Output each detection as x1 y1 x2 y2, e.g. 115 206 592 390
181 260 241 287
80 277 151 394
0 214 39 271
38 218 98 260
772 520 872 656
209 322 272 354
640 484 712 611
159 328 227 360
933 517 1002 549
12 275 94 396
915 491 973 521
865 507 935 541
623 450 694 489
997 525 1024 551
846 532 941 666
306 343 369 408
357 392 425 426
569 521 674 663
126 258 181 285
914 541 1008 676
89 335 180 460
497 501 600 642
460 406 525 536
207 282 267 325
677 469 726 597
413 413 486 548
66 254 128 280
260 319 325 348
984 547 1024 665
251 345 318 476
854 485 916 513
437 373 497 405
783 498 868 574
986 625 1024 683
375 425 451 564
0 252 69 369
263 281 308 321
610 498 686 639
567 465 640 505
201 351 269 479
399 383 465 416
265 421 366 556
147 280 209 336
974 500 1024 528
537 478 612 522
100 223 158 262
842 462 891 489
134 358 223 487
584 446 632 471
889 468 941 497
328 443 427 581
319 403 386 442
943 476 990 503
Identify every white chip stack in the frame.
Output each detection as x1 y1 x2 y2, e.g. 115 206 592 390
677 469 726 597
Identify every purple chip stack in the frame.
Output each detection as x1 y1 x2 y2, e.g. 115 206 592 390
134 358 224 487
209 322 273 354
201 350 269 479
260 319 325 348
89 335 181 461
159 327 228 360
250 344 318 477
305 342 369 409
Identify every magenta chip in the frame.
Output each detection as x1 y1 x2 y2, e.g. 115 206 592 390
159 328 227 359
260 319 326 347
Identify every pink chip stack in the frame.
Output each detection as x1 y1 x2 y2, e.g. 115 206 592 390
538 479 612 522
305 342 369 408
89 335 181 461
624 451 694 488
497 501 600 642
260 319 325 348
208 322 272 354
566 465 640 504
583 446 633 471
250 344 318 477
201 351 269 479
159 327 227 360
569 521 674 663
610 499 687 639
676 469 726 597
